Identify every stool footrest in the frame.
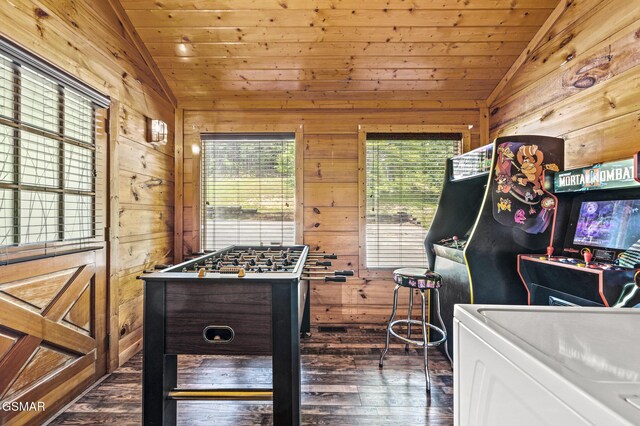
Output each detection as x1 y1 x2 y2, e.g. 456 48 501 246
389 319 446 347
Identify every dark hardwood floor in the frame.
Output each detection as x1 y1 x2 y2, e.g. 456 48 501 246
49 326 453 425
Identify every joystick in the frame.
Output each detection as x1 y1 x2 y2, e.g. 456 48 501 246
582 250 593 265
546 246 554 260
453 235 459 249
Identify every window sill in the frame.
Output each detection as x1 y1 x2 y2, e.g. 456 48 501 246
0 243 105 266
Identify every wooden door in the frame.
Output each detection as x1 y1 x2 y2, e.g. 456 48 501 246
0 250 107 425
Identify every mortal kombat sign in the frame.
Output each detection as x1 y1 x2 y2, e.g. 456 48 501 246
554 159 640 193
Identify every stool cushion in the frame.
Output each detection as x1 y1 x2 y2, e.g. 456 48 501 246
393 268 442 289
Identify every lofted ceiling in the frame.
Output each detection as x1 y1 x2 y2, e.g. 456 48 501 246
119 0 562 104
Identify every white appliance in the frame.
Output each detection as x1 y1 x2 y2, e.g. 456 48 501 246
454 305 640 426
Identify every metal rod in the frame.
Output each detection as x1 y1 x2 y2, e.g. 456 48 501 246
302 276 347 282
304 270 354 276
421 290 431 394
379 284 400 368
167 389 273 401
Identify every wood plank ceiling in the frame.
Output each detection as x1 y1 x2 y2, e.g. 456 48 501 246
120 0 561 103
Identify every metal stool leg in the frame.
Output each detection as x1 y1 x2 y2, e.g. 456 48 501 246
405 289 413 352
379 284 400 368
420 290 431 393
434 288 452 365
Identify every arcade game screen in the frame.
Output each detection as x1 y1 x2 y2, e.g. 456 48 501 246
573 199 640 249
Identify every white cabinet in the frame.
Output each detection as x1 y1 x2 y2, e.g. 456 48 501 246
454 305 640 426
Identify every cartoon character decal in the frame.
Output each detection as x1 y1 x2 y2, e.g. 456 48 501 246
497 198 512 213
492 140 562 234
515 145 545 195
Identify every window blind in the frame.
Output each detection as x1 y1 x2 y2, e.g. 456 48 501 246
365 133 462 268
0 39 108 263
201 133 296 250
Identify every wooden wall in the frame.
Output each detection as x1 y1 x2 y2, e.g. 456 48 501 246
489 0 640 167
0 0 174 391
181 102 482 324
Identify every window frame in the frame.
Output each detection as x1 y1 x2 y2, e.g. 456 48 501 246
192 125 304 254
357 124 471 278
0 37 109 264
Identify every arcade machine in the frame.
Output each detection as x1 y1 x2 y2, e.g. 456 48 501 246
425 135 564 356
518 153 640 307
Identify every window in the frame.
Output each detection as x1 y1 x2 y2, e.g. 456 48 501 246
0 38 109 257
364 132 463 268
201 133 296 250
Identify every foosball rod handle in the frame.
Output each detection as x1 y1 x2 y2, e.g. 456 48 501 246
304 270 354 276
307 253 338 259
302 276 347 282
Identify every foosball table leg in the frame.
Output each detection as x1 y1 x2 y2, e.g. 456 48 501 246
301 282 312 338
143 282 177 426
272 282 301 426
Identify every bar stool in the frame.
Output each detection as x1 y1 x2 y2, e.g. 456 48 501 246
379 268 449 393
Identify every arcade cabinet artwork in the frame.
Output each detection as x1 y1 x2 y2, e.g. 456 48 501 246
425 135 564 356
518 153 640 307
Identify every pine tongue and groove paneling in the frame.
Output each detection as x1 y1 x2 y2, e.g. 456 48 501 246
116 100 174 369
0 1 175 423
489 0 640 168
183 107 481 324
143 26 539 43
127 10 553 28
121 0 559 10
121 0 561 103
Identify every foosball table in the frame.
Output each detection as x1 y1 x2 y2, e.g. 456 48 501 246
140 245 351 426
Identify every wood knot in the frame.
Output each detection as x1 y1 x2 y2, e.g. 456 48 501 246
559 34 574 48
540 110 554 122
573 76 595 89
34 7 49 19
565 52 575 62
313 207 321 214
314 223 320 228
490 107 500 116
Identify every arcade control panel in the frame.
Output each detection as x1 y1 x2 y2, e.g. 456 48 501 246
518 250 640 307
435 236 467 250
533 255 630 271
433 236 467 264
